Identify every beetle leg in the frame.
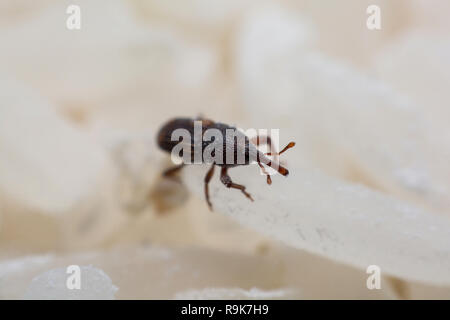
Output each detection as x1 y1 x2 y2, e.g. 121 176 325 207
163 163 185 178
204 163 216 210
220 167 254 202
257 162 272 185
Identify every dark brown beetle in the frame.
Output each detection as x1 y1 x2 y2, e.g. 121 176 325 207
157 116 295 210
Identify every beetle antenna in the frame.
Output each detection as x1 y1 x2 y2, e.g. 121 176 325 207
265 142 295 156
257 158 289 177
269 161 289 176
257 148 290 177
260 141 294 176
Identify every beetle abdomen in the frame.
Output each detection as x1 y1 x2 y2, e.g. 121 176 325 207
157 118 195 153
